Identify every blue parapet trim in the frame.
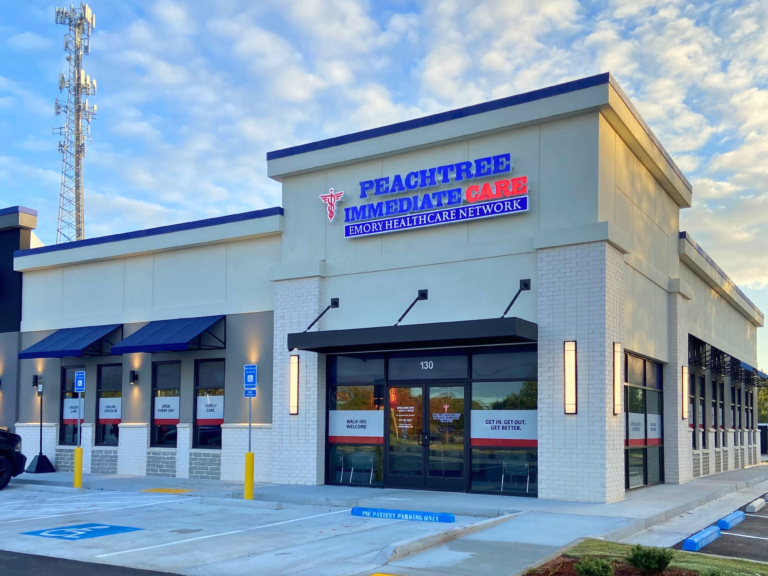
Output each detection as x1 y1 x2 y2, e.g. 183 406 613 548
14 206 284 259
682 526 721 551
351 506 455 523
0 206 37 217
717 511 745 530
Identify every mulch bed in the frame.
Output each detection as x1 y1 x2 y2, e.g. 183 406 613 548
526 557 698 576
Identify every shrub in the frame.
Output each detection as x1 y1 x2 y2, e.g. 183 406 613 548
575 556 614 576
625 545 675 575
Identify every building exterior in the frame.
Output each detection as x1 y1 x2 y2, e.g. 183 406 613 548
5 73 765 502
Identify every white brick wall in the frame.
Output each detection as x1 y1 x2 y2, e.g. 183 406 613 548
271 277 326 485
117 423 148 475
220 424 273 482
537 241 625 503
176 423 191 479
16 423 58 466
663 293 692 483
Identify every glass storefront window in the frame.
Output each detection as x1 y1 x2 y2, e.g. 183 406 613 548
328 354 385 385
96 364 122 446
60 366 84 446
471 346 536 380
328 384 384 486
152 362 180 447
194 359 225 449
628 449 644 488
624 353 664 489
471 448 537 496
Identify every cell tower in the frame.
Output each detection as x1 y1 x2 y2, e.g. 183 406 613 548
54 4 97 244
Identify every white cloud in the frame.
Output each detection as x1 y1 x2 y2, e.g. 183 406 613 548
6 32 52 52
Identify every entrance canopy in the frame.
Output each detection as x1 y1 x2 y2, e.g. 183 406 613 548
111 315 226 355
287 317 537 354
19 324 123 359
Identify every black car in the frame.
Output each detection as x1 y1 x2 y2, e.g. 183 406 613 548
0 429 27 490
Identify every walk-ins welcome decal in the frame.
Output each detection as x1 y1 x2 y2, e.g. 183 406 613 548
320 153 530 238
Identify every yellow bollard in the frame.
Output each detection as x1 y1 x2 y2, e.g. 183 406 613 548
244 452 254 500
73 447 83 489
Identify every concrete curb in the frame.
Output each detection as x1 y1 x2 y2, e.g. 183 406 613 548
747 498 766 513
199 497 282 510
374 512 518 564
607 468 768 542
10 483 89 494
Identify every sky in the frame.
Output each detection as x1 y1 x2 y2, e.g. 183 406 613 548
1 0 767 369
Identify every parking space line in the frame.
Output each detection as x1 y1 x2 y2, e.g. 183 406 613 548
721 533 768 541
95 509 352 558
2 497 201 525
745 514 768 519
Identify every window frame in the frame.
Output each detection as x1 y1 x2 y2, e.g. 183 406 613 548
59 365 86 446
151 360 181 448
193 358 226 450
95 363 122 446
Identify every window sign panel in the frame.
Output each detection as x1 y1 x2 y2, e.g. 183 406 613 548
471 346 536 380
62 398 82 425
388 351 467 380
328 385 384 445
329 355 385 385
627 387 645 446
647 391 662 446
154 396 179 424
471 381 537 447
196 394 224 425
98 398 121 424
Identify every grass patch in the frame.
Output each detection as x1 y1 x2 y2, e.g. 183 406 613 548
565 539 768 576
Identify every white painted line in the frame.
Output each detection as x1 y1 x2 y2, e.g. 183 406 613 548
745 514 768 519
42 493 118 501
722 533 768 541
96 509 352 558
2 497 201 525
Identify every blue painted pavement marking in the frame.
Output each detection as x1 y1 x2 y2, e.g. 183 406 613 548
351 506 455 523
682 526 721 551
23 523 142 540
717 511 745 530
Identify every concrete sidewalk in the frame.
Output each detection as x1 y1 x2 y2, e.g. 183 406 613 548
13 463 768 541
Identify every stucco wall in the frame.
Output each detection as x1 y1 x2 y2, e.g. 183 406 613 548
684 263 758 365
20 235 281 332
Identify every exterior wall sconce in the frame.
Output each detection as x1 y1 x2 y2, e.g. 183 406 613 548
564 341 577 414
613 343 622 415
289 355 300 415
682 366 689 420
33 375 43 396
129 370 139 385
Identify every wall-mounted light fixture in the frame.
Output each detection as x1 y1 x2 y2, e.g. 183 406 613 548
613 343 622 415
289 355 300 415
682 366 689 420
564 341 577 414
129 370 139 385
33 375 43 396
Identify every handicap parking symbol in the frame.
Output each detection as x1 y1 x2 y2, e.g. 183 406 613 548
23 523 142 540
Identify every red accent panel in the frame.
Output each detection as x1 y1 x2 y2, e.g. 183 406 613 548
647 438 662 445
154 419 179 425
98 419 121 425
625 438 645 446
197 419 224 426
689 423 694 429
470 439 537 447
328 436 384 444
62 419 83 425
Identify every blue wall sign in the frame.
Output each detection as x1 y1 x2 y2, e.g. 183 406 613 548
74 371 85 393
244 389 256 398
351 506 455 523
345 197 528 239
23 523 142 540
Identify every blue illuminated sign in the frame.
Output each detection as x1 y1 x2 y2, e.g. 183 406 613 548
345 196 528 239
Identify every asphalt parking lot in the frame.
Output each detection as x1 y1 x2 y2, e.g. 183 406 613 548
675 494 768 563
0 484 485 576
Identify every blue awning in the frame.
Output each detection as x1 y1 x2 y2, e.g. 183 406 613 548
111 316 225 354
19 324 123 359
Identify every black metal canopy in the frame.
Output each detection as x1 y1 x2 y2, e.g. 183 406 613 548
287 317 537 354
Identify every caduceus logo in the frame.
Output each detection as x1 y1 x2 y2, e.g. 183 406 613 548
443 404 450 413
320 188 345 222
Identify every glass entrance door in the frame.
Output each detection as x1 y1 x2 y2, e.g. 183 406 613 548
386 384 466 490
